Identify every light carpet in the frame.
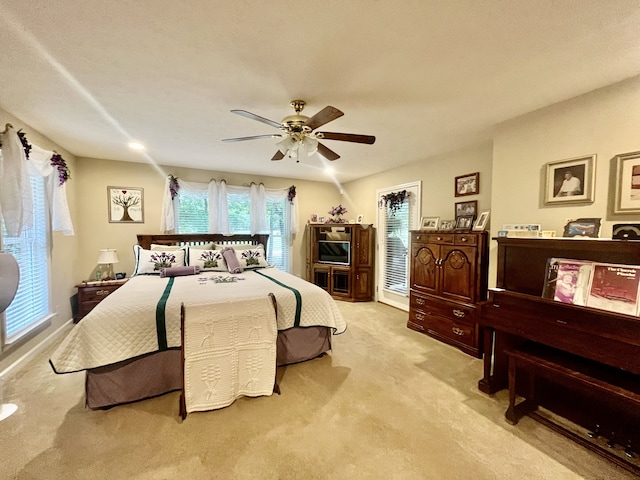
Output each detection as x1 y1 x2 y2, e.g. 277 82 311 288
0 301 634 479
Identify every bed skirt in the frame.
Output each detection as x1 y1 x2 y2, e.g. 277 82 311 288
85 326 332 409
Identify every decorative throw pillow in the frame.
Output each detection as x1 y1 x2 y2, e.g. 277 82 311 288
234 244 269 270
186 247 227 271
150 244 185 251
220 247 243 274
159 266 201 278
132 245 186 276
213 243 255 250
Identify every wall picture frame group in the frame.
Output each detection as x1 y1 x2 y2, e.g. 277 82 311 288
455 172 479 197
544 154 596 205
108 187 144 223
614 150 640 214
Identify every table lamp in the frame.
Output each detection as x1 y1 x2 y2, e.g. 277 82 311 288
96 249 119 281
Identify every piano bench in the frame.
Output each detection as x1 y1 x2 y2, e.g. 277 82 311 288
504 342 640 426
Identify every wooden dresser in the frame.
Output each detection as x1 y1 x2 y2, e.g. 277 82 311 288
408 230 489 357
479 237 640 474
75 279 127 323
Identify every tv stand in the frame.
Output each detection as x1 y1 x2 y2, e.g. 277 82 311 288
305 223 375 301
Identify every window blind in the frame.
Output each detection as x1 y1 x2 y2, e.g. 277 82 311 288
2 176 51 343
175 190 208 234
382 201 411 295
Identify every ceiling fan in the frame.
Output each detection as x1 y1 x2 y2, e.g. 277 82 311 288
222 100 375 162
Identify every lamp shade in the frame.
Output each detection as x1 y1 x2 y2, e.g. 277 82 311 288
97 249 119 265
0 252 19 314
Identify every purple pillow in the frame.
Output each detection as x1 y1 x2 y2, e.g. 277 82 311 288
220 247 243 274
160 265 201 278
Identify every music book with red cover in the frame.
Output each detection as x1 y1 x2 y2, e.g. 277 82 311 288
586 263 640 316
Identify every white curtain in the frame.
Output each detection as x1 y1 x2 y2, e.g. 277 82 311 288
0 126 74 237
160 177 299 235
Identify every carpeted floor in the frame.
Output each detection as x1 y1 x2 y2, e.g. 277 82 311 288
0 301 635 479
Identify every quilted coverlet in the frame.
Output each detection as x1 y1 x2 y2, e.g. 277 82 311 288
50 268 346 374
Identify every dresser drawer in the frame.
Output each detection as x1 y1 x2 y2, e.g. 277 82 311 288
411 232 454 244
454 234 477 246
423 313 476 348
80 285 119 302
411 292 476 325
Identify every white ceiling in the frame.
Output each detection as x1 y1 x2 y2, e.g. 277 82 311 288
1 1 640 184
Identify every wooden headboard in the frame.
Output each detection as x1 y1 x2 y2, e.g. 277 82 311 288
136 233 269 253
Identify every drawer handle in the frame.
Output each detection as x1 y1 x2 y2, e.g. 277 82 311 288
437 236 442 241
416 297 425 305
452 327 464 336
416 313 425 321
460 237 467 242
453 309 466 318
96 290 110 296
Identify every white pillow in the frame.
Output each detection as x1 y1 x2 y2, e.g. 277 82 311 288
150 244 182 251
214 243 256 250
186 247 227 271
234 244 269 270
133 245 186 275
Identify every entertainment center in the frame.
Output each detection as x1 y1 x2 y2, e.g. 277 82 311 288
305 223 375 301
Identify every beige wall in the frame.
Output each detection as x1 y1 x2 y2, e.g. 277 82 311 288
490 74 640 286
75 157 342 279
0 108 80 371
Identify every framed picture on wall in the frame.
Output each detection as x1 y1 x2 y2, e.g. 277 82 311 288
614 151 640 214
455 200 477 219
108 187 144 223
544 154 596 205
455 172 479 197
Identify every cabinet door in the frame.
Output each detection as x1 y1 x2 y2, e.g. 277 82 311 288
439 245 476 302
411 243 438 294
313 266 331 293
353 227 372 267
353 268 372 300
331 268 351 298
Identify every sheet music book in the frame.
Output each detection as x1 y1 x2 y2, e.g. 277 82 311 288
552 260 592 306
586 263 640 316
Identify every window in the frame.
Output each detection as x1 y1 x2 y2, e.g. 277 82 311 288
1 176 51 346
175 186 292 273
376 182 421 310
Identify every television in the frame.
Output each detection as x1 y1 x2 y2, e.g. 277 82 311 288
318 240 351 266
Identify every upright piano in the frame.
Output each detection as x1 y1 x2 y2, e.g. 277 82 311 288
478 237 640 473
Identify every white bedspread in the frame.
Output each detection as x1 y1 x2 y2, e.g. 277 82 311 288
50 268 346 374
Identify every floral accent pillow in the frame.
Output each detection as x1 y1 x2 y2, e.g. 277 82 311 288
234 244 269 270
186 248 227 272
132 245 186 276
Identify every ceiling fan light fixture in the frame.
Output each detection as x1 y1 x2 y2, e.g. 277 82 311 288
276 136 296 155
302 136 318 155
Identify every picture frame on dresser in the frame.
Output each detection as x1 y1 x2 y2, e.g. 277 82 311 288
544 154 595 205
420 216 439 230
472 210 490 231
455 215 474 230
614 150 640 214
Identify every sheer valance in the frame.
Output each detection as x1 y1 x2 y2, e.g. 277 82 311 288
0 125 74 236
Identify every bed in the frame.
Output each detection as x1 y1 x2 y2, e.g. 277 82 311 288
49 233 346 409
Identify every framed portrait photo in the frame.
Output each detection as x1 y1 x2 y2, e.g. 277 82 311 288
455 200 477 219
614 151 640 214
420 216 439 230
472 210 490 231
108 186 144 223
544 154 596 205
455 215 474 230
455 172 479 197
439 220 455 231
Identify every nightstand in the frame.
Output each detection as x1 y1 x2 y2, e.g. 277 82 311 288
75 279 127 323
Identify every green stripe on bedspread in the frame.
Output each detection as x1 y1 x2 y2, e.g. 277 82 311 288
156 277 175 350
254 270 302 327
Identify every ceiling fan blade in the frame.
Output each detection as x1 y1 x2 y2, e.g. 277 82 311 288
316 132 376 144
231 110 282 129
304 106 344 131
271 150 285 161
317 142 340 161
222 134 282 142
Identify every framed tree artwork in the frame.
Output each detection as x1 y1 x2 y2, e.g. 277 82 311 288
108 186 144 223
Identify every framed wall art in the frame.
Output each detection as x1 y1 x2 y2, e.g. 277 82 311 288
455 200 477 219
455 172 479 197
544 154 596 205
614 151 640 214
108 186 144 223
